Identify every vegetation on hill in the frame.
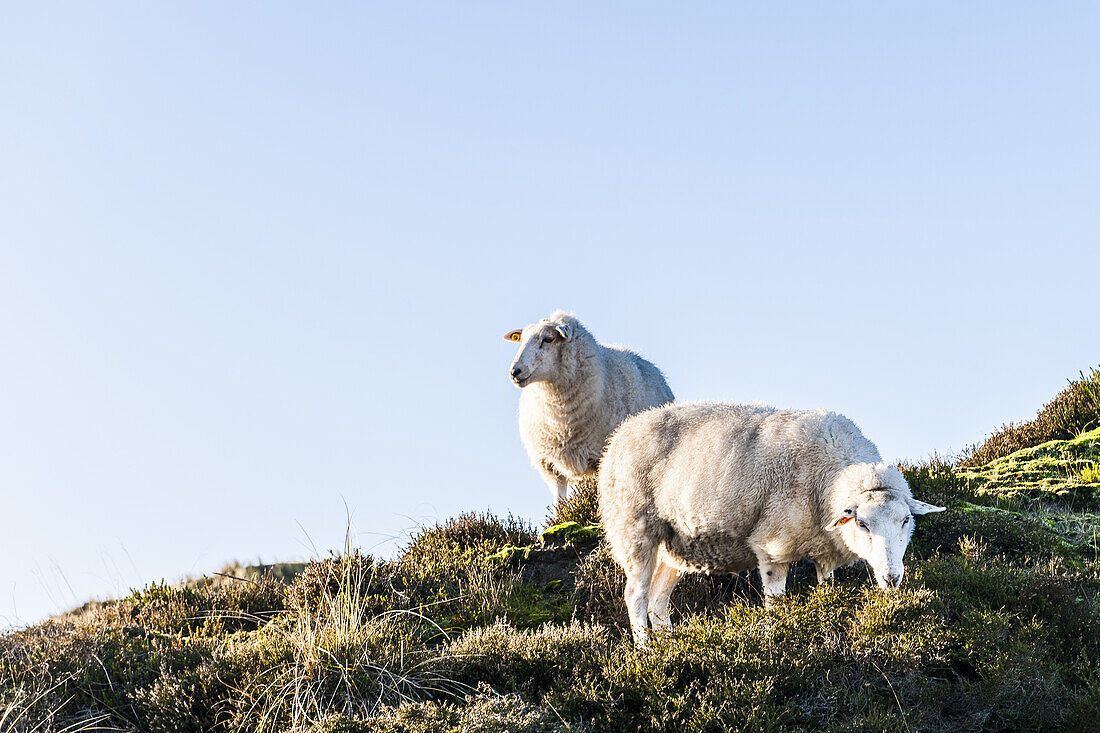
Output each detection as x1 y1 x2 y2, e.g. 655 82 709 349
3 372 1100 731
961 367 1100 468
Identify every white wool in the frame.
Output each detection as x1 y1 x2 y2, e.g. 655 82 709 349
506 311 674 504
597 402 944 645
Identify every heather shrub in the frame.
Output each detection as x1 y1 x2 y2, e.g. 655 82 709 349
400 511 538 575
568 578 1097 731
963 367 1100 467
0 621 229 732
95 574 287 637
571 543 627 627
418 562 573 634
447 621 610 698
312 687 588 732
908 502 1077 561
546 477 600 528
288 545 571 642
395 512 577 635
900 458 973 508
6 373 1100 732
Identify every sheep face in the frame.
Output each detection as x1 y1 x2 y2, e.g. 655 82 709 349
504 320 571 388
825 464 945 589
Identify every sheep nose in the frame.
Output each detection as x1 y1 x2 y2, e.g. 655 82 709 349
885 573 902 588
511 367 524 380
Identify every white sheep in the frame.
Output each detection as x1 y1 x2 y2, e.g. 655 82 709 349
598 402 945 645
504 311 674 504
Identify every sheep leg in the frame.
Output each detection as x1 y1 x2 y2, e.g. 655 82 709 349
554 479 569 504
647 553 681 633
756 558 789 607
623 544 658 646
537 462 569 504
814 561 836 585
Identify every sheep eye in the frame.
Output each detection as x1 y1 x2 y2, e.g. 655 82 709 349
902 516 911 526
541 336 554 345
856 520 869 530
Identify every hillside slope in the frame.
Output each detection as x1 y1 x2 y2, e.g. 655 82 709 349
3 375 1100 732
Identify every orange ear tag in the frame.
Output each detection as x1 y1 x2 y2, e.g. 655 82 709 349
834 515 854 526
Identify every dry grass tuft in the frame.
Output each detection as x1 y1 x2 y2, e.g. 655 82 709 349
235 538 466 731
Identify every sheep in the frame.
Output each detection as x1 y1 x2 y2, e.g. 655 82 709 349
504 311 674 505
598 402 945 645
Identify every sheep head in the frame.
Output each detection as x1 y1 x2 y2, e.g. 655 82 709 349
825 463 945 589
504 313 576 388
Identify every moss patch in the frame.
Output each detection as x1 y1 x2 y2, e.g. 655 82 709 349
540 522 604 549
957 427 1100 511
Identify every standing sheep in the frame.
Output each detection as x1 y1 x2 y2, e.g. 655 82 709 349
504 311 674 504
598 402 945 645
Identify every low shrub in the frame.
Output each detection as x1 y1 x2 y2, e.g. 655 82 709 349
312 686 588 732
907 554 1100 662
446 621 611 700
908 502 1077 561
0 620 228 732
288 545 573 642
900 458 974 508
414 562 572 634
962 367 1100 467
577 579 1096 731
572 542 822 632
94 574 287 637
546 477 600 528
400 512 538 577
9 370 1100 732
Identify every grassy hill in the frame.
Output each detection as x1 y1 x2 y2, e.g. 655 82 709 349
3 371 1100 732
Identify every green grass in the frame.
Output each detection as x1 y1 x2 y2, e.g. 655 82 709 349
5 373 1100 731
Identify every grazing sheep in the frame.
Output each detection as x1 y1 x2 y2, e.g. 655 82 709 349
504 311 674 504
598 402 945 645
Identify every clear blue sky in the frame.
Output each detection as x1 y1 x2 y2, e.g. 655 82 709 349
2 3 1097 626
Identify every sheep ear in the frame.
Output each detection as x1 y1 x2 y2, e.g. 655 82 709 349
504 330 523 342
907 498 945 515
555 324 571 341
824 507 857 532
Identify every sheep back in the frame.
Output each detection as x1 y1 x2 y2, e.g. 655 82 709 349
599 402 882 575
